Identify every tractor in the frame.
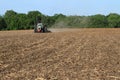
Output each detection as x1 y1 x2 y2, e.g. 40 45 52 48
34 24 49 33
34 17 51 33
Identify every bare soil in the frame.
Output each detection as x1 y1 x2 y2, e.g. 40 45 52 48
0 28 120 80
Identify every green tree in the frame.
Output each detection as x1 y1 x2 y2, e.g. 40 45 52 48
27 11 43 29
4 10 18 30
16 13 28 29
42 15 56 27
53 14 66 20
89 14 108 28
0 16 7 30
107 13 120 28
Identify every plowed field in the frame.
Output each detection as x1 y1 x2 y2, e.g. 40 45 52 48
0 28 120 80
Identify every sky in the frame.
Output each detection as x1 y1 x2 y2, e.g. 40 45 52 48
0 0 120 16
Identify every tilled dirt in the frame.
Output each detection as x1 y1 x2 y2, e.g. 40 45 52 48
0 28 120 80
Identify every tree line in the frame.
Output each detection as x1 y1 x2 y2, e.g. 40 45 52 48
0 10 120 30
